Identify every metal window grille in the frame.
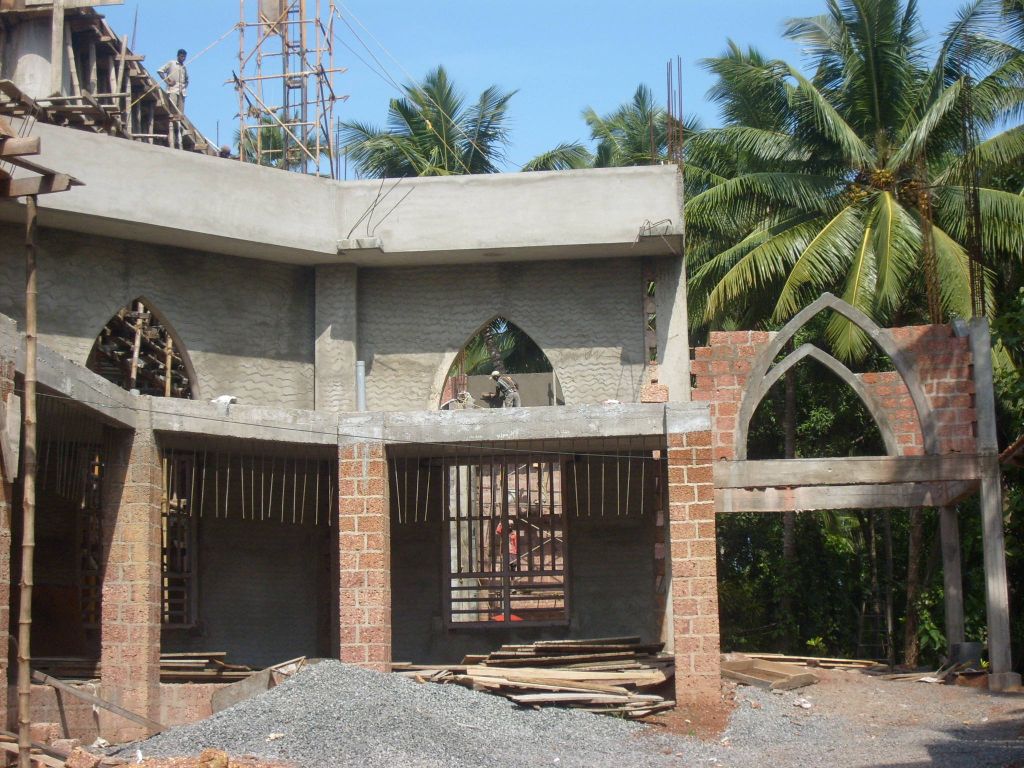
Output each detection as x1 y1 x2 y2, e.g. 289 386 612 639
442 454 568 626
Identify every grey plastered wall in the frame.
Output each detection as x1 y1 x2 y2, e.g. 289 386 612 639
0 224 316 408
315 264 357 411
161 514 331 668
357 258 647 411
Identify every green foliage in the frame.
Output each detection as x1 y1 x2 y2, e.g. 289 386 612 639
686 0 1024 361
339 66 589 178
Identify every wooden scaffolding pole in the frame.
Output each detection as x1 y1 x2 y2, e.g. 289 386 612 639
18 195 38 768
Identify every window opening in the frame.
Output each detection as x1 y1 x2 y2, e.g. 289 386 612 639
87 298 193 398
443 454 567 626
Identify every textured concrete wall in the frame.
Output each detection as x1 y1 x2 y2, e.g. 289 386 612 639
358 259 647 410
315 264 358 411
0 223 316 408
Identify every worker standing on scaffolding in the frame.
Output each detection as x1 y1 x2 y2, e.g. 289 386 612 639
158 49 189 114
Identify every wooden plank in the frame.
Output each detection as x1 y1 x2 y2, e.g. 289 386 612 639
0 173 73 197
714 455 983 489
716 480 977 514
0 137 40 157
0 741 63 767
30 670 164 733
721 658 818 691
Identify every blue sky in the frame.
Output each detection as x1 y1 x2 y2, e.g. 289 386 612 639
103 1 968 174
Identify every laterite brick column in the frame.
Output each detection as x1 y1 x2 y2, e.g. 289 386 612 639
338 441 391 670
0 354 14 728
99 415 162 741
666 429 720 708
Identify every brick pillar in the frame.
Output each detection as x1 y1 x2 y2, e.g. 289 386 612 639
99 417 162 741
338 441 391 670
666 429 720 708
0 354 14 729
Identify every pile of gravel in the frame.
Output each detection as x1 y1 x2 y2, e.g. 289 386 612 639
126 661 681 768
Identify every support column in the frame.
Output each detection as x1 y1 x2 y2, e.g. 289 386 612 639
969 318 1020 690
99 414 162 741
0 352 15 730
315 265 359 412
666 427 720 708
337 440 390 670
655 252 690 402
938 505 965 650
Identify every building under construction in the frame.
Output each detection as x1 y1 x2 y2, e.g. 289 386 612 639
0 1 1018 748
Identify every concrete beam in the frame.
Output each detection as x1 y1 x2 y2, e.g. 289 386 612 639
714 455 983 489
716 480 972 514
149 397 339 447
1 314 135 428
939 505 965 649
0 122 684 267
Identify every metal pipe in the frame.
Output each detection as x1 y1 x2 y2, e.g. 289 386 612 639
355 360 366 411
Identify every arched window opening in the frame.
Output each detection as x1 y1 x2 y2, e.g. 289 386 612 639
440 317 563 409
86 298 195 398
747 357 886 460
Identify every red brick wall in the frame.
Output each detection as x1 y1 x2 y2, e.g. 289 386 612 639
666 430 720 708
0 354 14 730
691 331 764 461
99 424 162 741
159 683 227 727
692 325 977 460
338 442 391 671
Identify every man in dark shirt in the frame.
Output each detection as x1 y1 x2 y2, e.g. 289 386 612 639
486 370 521 407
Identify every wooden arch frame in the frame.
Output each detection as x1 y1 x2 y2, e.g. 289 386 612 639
734 293 937 460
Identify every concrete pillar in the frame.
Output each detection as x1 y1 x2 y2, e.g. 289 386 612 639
665 427 720 709
969 318 1020 690
99 415 162 741
337 440 391 670
655 252 690 403
938 505 965 649
315 264 358 412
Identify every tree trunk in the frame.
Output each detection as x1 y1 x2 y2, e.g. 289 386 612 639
904 508 924 667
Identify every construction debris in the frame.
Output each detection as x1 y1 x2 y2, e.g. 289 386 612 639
34 652 257 683
394 637 675 718
721 654 819 691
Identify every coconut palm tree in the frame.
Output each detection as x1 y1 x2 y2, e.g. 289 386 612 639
686 0 1024 359
339 66 589 177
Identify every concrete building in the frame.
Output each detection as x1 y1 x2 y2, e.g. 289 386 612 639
0 117 1017 742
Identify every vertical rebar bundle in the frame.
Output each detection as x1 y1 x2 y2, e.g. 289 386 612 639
235 1 346 176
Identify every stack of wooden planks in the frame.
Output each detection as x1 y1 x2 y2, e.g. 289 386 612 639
744 653 879 670
394 636 675 718
159 652 254 682
721 655 819 691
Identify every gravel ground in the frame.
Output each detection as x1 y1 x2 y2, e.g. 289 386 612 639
122 662 1024 768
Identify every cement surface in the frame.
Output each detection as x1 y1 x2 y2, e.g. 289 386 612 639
0 122 683 266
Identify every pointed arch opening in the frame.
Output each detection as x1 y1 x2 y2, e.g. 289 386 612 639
747 355 888 460
439 317 563 410
86 297 197 399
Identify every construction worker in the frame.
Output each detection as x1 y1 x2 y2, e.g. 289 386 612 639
158 49 189 113
484 370 520 408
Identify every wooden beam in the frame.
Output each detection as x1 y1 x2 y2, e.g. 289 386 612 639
30 670 163 734
0 173 73 197
19 0 123 8
48 0 64 96
0 137 41 157
713 454 983 490
715 480 978 514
